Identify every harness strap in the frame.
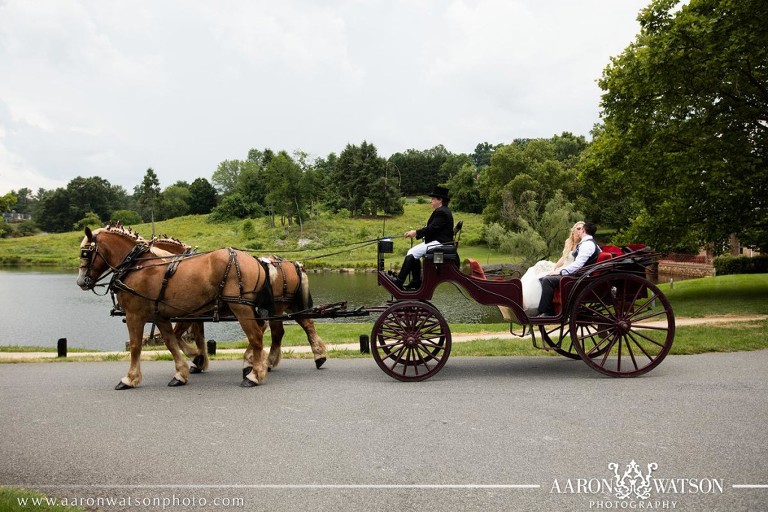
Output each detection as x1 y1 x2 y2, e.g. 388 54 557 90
154 255 183 317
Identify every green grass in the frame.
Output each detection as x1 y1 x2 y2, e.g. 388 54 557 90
0 487 84 512
659 273 768 317
0 204 513 269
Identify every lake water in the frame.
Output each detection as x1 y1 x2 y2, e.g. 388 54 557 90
0 268 505 351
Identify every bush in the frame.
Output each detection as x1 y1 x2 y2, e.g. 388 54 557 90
714 255 768 275
110 209 143 226
0 222 12 238
241 219 256 240
73 212 102 231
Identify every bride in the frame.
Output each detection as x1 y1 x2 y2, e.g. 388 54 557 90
520 221 584 314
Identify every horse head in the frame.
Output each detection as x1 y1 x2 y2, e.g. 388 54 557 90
76 226 146 290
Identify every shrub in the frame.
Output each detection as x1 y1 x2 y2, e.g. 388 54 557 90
73 212 102 231
241 219 256 240
714 255 768 275
110 209 143 226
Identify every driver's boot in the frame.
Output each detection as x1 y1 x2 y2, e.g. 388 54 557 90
405 257 421 290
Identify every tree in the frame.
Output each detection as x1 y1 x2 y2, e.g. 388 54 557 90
1 192 16 213
188 178 218 215
586 0 768 252
388 146 451 196
134 168 162 224
334 141 385 216
485 191 583 267
446 165 483 213
211 160 244 196
162 184 191 219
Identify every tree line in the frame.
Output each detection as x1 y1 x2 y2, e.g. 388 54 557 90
2 0 766 258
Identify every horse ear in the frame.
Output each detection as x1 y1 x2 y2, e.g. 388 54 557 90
85 226 93 241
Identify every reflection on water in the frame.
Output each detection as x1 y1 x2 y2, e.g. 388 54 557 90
0 269 504 351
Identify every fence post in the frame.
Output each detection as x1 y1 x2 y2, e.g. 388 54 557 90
207 339 217 356
359 334 370 354
57 338 67 358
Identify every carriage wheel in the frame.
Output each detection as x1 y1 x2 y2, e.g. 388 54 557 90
539 322 610 360
570 273 675 377
370 301 451 382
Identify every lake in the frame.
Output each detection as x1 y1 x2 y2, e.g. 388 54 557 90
0 268 505 351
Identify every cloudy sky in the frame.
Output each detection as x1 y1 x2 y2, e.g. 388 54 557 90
0 0 649 194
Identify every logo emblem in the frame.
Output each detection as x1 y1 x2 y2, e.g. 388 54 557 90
609 460 658 500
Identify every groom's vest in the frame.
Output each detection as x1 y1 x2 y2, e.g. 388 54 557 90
574 239 601 267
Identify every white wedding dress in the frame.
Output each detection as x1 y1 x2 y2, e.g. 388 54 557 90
520 253 576 314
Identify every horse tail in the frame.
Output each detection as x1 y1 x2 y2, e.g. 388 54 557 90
296 264 313 311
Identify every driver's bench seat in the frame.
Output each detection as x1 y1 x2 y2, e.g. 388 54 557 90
424 220 463 265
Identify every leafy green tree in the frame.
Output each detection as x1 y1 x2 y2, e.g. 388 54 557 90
446 165 483 213
211 160 244 196
485 191 583 267
73 211 102 231
264 151 307 226
188 178 218 215
472 142 498 169
388 146 451 195
1 192 16 213
67 176 118 223
334 141 385 216
109 209 143 226
162 184 191 219
134 168 162 222
586 0 768 252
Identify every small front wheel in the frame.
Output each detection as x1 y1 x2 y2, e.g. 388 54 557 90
371 301 451 381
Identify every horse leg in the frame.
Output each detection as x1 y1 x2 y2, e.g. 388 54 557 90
266 320 284 371
296 317 327 369
241 320 264 379
117 316 145 390
156 320 190 387
232 308 268 387
189 323 209 373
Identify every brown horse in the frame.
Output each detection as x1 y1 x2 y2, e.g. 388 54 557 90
77 225 280 389
147 235 328 377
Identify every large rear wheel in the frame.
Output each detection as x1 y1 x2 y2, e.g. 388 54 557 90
371 301 451 382
570 273 674 377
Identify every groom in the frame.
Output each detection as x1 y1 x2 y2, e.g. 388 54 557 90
537 222 601 316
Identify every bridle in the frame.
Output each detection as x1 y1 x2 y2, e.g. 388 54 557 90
79 237 148 295
79 240 113 294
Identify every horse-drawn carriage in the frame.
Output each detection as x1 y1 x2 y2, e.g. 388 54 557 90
370 228 674 381
77 222 674 389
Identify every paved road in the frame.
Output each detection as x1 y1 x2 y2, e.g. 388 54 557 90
2 353 767 511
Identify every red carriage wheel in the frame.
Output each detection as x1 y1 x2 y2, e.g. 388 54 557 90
570 273 675 377
539 319 612 359
370 301 452 382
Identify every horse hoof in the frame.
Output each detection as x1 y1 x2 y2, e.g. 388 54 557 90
240 378 258 388
114 381 134 390
190 366 202 374
168 377 187 387
315 357 327 369
242 367 252 379
192 355 205 368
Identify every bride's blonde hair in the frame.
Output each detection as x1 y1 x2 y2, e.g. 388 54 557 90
561 221 585 258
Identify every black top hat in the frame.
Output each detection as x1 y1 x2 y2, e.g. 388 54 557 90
428 186 450 200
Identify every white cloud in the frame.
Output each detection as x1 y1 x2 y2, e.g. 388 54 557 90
0 0 648 193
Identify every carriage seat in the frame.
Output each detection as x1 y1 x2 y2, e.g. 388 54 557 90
596 251 614 263
424 220 463 263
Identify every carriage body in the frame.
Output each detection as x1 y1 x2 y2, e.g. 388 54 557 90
371 238 675 381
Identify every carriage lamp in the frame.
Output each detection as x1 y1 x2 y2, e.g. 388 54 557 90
378 239 394 253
